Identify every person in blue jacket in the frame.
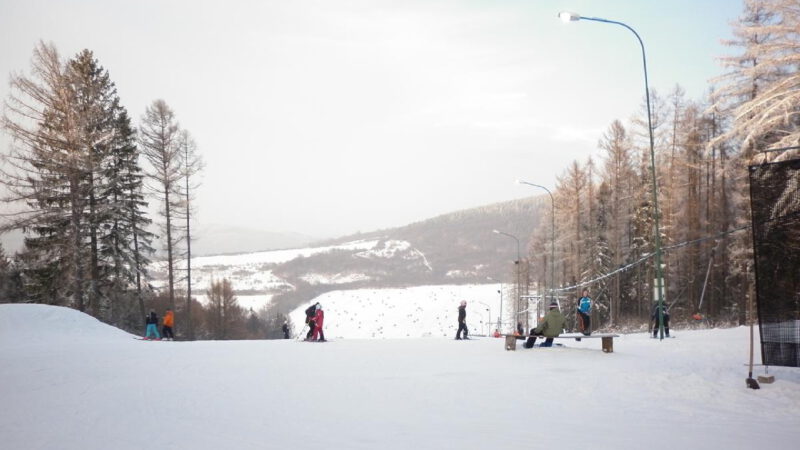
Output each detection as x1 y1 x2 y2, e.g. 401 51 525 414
577 290 591 336
144 309 161 340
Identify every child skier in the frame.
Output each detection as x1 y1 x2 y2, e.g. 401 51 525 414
162 308 174 340
144 309 160 340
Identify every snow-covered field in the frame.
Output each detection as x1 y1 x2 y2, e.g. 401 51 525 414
288 284 509 339
1 303 798 450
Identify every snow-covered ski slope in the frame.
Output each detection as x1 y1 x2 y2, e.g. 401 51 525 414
288 284 506 339
1 304 798 450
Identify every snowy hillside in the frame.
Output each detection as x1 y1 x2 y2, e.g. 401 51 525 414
288 284 509 339
152 239 386 310
146 196 544 316
1 304 799 450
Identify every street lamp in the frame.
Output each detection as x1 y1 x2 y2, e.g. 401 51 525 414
517 180 555 305
558 11 666 339
492 229 522 327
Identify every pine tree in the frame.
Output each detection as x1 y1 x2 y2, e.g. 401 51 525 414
2 43 153 321
65 49 124 319
100 108 155 324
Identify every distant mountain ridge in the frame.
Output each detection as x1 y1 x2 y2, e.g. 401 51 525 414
149 196 545 315
266 196 544 312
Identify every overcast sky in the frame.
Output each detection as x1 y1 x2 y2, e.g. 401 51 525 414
1 0 742 241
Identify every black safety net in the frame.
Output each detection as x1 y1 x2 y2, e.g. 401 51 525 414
749 157 800 367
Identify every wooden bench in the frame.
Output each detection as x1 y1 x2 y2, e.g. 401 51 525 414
504 333 620 353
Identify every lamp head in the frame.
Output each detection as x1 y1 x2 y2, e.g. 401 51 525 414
558 11 581 23
492 229 500 234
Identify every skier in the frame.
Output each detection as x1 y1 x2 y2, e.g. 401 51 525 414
144 309 160 340
577 290 592 336
162 308 174 341
524 301 566 348
304 303 318 340
455 300 469 340
311 304 325 342
282 320 290 339
652 302 671 338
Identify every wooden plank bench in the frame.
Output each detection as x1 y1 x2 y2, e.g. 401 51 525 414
504 333 620 353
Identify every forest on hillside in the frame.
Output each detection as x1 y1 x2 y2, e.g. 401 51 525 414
521 0 800 329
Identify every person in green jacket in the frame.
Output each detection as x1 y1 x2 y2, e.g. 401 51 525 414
524 301 567 348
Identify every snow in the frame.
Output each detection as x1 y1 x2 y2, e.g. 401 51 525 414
188 239 381 267
289 284 507 339
299 272 372 285
1 303 799 450
149 239 383 288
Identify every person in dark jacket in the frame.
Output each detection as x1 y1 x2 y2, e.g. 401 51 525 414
524 302 567 348
144 309 161 340
455 300 469 340
311 305 326 342
304 303 318 339
652 302 670 338
281 321 290 339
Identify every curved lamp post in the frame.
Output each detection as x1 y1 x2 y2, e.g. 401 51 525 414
558 11 666 339
517 180 555 304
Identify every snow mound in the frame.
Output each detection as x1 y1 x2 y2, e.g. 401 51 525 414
0 304 133 343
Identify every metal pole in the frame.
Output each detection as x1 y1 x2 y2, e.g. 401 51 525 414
493 230 521 325
518 181 555 304
566 15 666 339
497 288 503 332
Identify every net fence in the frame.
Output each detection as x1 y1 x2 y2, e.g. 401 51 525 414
749 158 800 367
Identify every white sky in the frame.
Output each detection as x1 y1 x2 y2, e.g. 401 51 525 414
0 0 741 240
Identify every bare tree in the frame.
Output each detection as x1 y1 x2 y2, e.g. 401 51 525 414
139 100 182 313
177 130 203 339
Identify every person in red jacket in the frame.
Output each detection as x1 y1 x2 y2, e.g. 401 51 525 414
311 304 326 342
